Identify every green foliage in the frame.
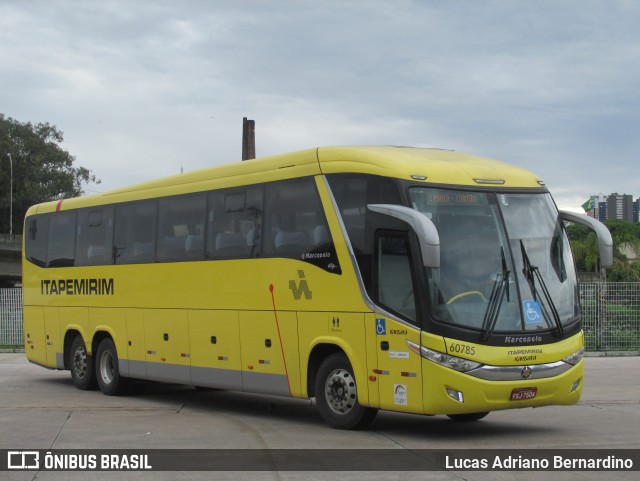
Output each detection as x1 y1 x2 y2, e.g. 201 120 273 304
0 114 100 235
567 219 640 281
604 219 640 260
566 224 599 272
605 260 640 282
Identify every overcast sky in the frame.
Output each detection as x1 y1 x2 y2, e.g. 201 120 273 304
1 0 639 210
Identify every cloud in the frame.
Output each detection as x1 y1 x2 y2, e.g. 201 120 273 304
1 0 639 210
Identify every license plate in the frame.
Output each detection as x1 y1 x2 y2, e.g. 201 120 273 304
510 387 537 401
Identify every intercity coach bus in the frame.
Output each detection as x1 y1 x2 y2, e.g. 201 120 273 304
22 146 612 429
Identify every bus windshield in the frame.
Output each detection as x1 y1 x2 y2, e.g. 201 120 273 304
409 188 579 335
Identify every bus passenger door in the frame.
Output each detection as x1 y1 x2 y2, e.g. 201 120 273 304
369 231 424 413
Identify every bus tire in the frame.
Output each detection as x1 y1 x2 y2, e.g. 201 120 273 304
315 352 377 430
95 338 131 396
447 412 489 422
69 335 97 390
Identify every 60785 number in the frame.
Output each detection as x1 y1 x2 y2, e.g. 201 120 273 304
448 343 475 356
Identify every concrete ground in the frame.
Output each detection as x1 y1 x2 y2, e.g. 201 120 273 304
1 353 638 481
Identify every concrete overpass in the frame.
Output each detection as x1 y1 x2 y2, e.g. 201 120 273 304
0 234 21 286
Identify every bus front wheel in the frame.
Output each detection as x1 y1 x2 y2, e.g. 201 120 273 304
314 353 377 430
95 338 131 396
69 335 97 390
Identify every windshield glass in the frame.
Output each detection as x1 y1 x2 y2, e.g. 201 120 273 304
499 193 580 329
409 188 579 334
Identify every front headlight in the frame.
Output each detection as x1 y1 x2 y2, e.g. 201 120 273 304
562 347 585 365
407 340 482 372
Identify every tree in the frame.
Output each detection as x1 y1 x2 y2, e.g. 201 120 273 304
0 114 99 235
567 219 640 282
566 223 600 272
605 220 640 260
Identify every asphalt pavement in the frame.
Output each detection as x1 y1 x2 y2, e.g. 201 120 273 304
1 353 638 481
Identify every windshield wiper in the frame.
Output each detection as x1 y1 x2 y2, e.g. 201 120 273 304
480 247 510 341
520 240 565 338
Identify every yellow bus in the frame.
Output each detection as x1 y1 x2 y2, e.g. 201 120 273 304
22 146 612 429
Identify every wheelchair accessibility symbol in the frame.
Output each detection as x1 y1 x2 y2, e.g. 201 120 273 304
376 318 386 335
523 300 543 324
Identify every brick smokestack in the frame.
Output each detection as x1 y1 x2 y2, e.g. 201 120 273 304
242 117 256 160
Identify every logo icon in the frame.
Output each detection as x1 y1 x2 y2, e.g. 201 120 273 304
8 451 40 470
523 300 543 324
376 318 386 335
521 366 533 379
289 270 312 300
394 384 408 405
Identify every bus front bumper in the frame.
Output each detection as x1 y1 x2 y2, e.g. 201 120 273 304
422 359 583 415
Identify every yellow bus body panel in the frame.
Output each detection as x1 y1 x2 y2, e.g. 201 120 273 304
23 305 47 367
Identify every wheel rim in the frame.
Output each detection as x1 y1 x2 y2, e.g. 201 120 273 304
72 345 88 380
99 349 115 385
324 368 357 415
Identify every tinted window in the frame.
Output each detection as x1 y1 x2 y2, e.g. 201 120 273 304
25 215 49 267
76 207 114 266
376 233 417 323
327 177 367 254
158 195 206 261
48 212 76 267
264 178 340 273
207 187 262 258
114 202 157 264
328 174 402 292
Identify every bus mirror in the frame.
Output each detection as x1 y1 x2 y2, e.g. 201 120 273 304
559 210 613 268
367 204 440 268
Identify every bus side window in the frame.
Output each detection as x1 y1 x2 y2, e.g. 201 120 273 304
114 202 157 264
263 178 339 272
157 195 206 262
206 187 262 259
25 215 49 267
375 232 417 323
264 179 316 256
76 207 114 266
48 211 77 267
327 174 402 291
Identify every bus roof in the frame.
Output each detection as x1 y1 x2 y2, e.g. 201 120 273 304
317 146 543 187
29 146 544 214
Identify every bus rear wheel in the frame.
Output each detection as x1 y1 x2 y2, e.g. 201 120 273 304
69 335 97 390
447 412 489 422
315 353 377 430
95 338 131 396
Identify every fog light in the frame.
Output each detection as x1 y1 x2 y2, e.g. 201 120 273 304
569 378 581 393
446 387 464 403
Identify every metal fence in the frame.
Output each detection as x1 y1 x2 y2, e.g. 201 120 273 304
580 282 640 351
2 285 640 351
0 288 23 346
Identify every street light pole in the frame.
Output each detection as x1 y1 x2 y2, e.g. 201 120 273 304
7 152 12 236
